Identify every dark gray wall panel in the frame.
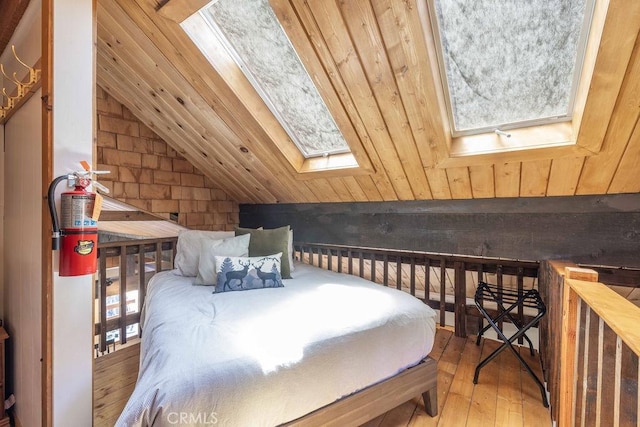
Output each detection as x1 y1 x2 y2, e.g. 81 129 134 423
239 194 640 268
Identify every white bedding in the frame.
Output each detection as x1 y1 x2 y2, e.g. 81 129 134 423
116 262 437 427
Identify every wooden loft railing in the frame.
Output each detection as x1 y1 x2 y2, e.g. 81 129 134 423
94 237 178 354
93 239 541 355
293 242 540 338
539 261 640 426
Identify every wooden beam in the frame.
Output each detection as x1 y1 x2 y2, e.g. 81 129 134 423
157 0 208 23
99 210 164 221
41 0 53 425
0 0 30 55
240 193 640 268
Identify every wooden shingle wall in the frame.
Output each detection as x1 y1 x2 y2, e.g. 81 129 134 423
96 85 238 230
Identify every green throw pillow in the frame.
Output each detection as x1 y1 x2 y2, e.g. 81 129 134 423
235 226 291 279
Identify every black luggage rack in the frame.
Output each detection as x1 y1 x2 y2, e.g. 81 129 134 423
473 281 549 407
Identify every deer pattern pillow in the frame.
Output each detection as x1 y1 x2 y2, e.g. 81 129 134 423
214 253 283 293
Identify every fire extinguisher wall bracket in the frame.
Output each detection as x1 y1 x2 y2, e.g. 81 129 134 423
48 174 99 277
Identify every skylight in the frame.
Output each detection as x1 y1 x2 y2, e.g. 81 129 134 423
429 0 595 136
198 0 350 159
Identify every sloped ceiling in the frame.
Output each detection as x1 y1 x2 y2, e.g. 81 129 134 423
96 0 640 204
0 0 30 55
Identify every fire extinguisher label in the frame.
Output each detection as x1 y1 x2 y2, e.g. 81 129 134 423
74 240 95 256
62 194 97 229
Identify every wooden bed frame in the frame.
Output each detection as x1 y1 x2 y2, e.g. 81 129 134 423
97 238 439 425
284 357 438 426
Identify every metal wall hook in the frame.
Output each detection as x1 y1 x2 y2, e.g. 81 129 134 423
11 45 39 85
0 46 41 122
2 87 18 109
1 64 26 97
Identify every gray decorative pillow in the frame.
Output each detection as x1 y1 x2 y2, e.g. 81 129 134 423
194 233 251 285
174 230 235 276
214 253 283 293
235 225 292 279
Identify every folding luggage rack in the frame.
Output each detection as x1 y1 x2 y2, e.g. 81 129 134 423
473 281 549 407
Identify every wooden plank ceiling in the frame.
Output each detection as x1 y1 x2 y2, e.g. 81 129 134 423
96 0 640 204
0 0 30 56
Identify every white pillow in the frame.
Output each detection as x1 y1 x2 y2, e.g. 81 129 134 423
174 230 235 276
194 234 251 285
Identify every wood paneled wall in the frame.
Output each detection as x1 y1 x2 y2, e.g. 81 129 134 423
95 0 640 205
96 85 239 230
240 193 640 268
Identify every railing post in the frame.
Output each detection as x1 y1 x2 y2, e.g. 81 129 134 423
439 259 446 327
454 261 467 337
99 250 108 353
119 245 128 346
559 283 579 427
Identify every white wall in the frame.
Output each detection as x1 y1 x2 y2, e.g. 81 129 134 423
4 90 43 427
51 0 95 426
1 2 43 426
3 0 95 425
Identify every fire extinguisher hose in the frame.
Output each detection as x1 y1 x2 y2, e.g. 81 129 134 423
48 175 69 251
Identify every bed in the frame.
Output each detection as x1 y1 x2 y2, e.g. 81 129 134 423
116 239 438 426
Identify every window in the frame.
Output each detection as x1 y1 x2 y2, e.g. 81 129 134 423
428 0 595 138
200 0 350 159
178 0 375 177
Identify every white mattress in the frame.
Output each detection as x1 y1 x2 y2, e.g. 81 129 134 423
116 262 437 427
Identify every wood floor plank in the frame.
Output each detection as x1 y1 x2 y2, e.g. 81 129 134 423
519 347 552 427
495 346 525 427
378 400 418 427
409 333 467 427
466 338 500 426
437 337 482 427
428 327 452 361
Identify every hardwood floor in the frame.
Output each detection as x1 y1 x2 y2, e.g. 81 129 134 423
93 328 551 426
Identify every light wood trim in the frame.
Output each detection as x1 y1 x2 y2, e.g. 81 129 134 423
558 282 579 427
565 266 599 282
566 278 640 356
574 0 640 154
438 124 595 169
157 0 209 23
283 357 437 426
41 1 53 425
450 122 575 157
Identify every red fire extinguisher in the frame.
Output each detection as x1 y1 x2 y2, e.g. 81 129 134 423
48 168 105 276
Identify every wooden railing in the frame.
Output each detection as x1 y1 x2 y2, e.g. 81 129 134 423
93 239 548 354
539 261 640 426
94 237 178 354
294 243 540 338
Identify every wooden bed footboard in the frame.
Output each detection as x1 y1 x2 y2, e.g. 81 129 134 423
283 356 438 427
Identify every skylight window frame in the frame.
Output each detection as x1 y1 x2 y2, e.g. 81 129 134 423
426 0 597 139
199 1 351 160
174 0 375 179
